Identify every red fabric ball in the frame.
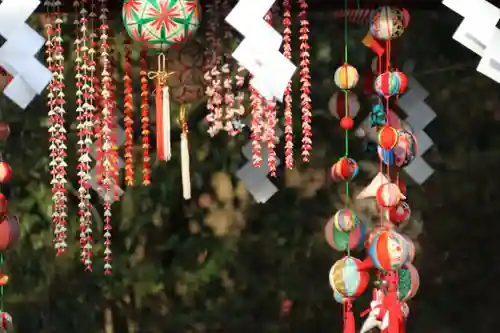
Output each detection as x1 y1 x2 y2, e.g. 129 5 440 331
397 72 408 94
378 126 399 149
387 201 411 225
0 162 11 183
340 116 354 129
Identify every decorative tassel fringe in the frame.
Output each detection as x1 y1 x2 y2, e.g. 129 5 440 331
151 53 172 162
343 299 356 333
179 104 191 200
154 83 171 162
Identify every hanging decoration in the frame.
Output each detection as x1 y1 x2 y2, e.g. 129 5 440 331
264 10 278 176
166 41 206 199
333 8 434 184
140 48 151 185
124 39 134 186
283 0 294 169
123 0 201 199
123 0 201 164
327 5 420 333
45 0 68 255
74 0 94 270
0 122 20 333
83 0 98 267
443 0 500 83
205 0 246 137
299 0 312 162
97 0 115 275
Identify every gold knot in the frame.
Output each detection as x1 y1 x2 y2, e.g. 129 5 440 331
147 53 175 85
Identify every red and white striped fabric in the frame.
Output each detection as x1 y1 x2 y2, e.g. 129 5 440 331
333 9 372 25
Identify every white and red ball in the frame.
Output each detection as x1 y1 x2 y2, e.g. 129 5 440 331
385 201 411 225
376 183 405 207
328 91 360 119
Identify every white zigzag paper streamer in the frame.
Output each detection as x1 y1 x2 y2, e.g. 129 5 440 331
0 0 51 108
225 0 296 101
236 116 283 203
358 61 436 185
443 0 500 83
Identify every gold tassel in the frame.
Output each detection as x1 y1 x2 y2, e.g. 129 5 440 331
179 104 191 200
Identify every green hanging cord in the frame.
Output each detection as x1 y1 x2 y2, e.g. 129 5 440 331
343 0 350 208
0 253 4 311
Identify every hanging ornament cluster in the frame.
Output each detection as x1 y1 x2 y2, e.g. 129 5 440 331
45 0 68 255
298 0 312 162
205 0 246 137
41 0 206 272
0 128 20 333
73 0 95 270
327 6 419 333
123 0 201 200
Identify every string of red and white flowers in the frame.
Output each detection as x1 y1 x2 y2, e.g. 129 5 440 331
221 0 240 135
98 0 112 275
298 0 312 163
124 40 134 186
140 49 151 185
205 0 224 136
205 0 245 137
74 0 93 269
83 0 98 268
46 0 68 255
282 0 294 169
264 11 278 176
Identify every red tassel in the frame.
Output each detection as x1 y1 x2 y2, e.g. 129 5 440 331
155 80 165 160
384 272 402 333
343 299 356 333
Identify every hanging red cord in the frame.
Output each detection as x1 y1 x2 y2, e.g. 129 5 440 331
124 41 134 186
264 11 278 176
298 0 312 162
283 0 294 169
140 49 151 185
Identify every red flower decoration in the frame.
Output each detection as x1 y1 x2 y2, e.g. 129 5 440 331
123 0 141 20
147 3 181 33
